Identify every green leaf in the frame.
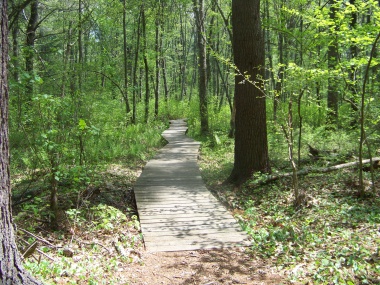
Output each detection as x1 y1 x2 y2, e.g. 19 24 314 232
78 119 88 130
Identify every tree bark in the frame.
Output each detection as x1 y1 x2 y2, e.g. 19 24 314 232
141 5 150 123
0 1 41 283
228 0 270 185
327 0 339 126
132 11 141 124
25 0 38 98
154 3 162 118
123 0 131 122
193 0 209 135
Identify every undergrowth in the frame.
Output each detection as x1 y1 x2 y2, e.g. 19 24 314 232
199 129 380 285
10 95 380 284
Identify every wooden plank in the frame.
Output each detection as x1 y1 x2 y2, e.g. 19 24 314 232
137 204 227 212
135 184 206 189
138 209 229 216
138 207 229 215
143 232 249 244
134 177 204 186
146 242 247 252
141 223 244 233
138 211 230 220
136 199 219 205
140 220 238 228
140 215 238 223
141 227 246 237
138 208 228 216
134 195 214 201
134 189 212 196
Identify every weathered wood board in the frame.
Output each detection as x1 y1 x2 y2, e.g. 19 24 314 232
134 119 251 252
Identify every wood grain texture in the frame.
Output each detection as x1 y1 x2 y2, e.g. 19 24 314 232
134 119 250 252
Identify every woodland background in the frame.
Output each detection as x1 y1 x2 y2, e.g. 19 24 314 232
5 0 380 284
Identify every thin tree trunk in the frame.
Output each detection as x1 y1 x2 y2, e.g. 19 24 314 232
154 3 162 118
61 21 73 97
348 0 359 118
141 6 150 123
281 99 304 208
358 32 380 196
162 58 169 102
193 0 209 135
132 11 142 124
274 0 285 122
25 0 38 99
78 0 83 93
327 0 339 126
11 18 22 125
179 10 187 100
123 0 131 123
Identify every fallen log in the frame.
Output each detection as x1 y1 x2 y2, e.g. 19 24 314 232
250 157 380 187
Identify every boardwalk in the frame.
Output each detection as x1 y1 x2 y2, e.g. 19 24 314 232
134 119 250 252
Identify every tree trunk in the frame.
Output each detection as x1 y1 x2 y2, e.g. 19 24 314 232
327 0 339 126
227 0 270 185
0 1 41 283
11 17 22 125
141 6 149 123
154 4 162 118
347 0 359 119
123 0 131 122
78 0 83 92
61 21 73 97
132 11 141 124
179 9 187 100
162 58 169 102
25 0 38 99
160 1 169 102
193 0 209 135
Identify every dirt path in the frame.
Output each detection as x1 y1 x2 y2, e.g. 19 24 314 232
123 249 286 285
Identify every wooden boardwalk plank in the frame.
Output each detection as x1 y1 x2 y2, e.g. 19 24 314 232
134 119 250 252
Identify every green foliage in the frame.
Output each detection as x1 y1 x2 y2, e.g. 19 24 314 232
199 125 380 284
66 204 138 233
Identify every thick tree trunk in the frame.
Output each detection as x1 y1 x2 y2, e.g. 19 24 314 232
0 1 41 283
193 0 209 135
228 0 270 185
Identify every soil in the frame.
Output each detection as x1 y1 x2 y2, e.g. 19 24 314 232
122 248 286 285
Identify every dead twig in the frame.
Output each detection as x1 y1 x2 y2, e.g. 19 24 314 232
19 228 58 249
250 157 380 187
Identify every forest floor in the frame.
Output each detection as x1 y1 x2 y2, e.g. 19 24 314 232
13 146 380 284
14 163 290 285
